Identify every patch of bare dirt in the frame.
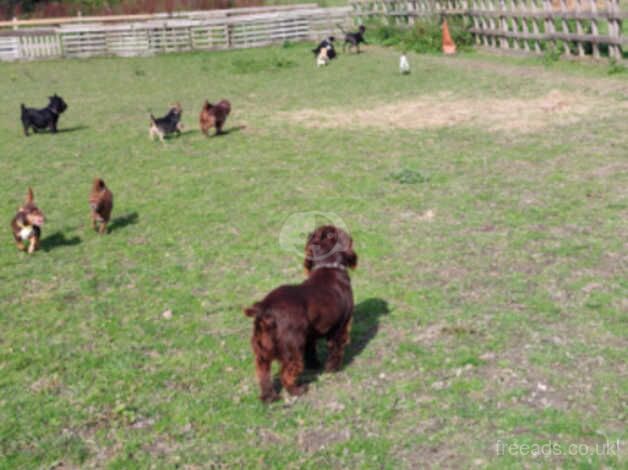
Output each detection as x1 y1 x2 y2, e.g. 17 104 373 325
284 90 605 134
297 426 352 453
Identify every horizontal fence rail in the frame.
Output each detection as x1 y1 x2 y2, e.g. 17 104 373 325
350 0 625 60
0 4 351 61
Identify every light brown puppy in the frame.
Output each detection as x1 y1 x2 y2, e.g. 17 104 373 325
10 187 45 253
89 178 113 234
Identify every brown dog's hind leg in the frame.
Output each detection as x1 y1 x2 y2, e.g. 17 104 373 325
99 222 107 235
325 318 352 372
16 241 26 251
27 237 36 254
256 357 278 402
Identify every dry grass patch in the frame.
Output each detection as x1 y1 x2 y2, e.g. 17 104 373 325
284 90 608 134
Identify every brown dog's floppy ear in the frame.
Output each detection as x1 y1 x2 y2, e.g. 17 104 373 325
342 234 358 269
345 249 358 269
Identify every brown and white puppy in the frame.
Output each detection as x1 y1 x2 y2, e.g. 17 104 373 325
199 99 231 136
89 178 113 234
316 46 330 67
10 187 45 253
244 225 358 402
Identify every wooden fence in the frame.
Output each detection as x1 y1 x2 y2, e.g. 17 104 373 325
0 4 351 61
350 0 626 60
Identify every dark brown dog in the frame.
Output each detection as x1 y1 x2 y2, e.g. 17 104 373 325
199 99 231 136
10 187 45 254
244 225 358 402
89 178 113 234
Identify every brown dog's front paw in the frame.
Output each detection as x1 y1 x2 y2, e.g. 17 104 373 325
287 384 308 396
261 391 279 403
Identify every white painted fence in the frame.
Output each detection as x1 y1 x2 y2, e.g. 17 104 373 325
0 5 352 61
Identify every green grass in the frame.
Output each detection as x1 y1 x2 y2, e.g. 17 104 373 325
1 44 627 468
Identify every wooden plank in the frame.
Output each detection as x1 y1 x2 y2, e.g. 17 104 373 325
0 4 321 29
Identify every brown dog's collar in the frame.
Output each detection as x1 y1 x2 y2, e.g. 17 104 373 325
312 262 347 272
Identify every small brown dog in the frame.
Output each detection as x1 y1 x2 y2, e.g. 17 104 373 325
10 187 45 254
89 178 113 234
244 225 358 402
199 99 231 136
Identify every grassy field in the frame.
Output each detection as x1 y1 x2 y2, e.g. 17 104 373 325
0 44 626 468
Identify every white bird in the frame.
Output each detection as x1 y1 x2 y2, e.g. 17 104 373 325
399 54 410 74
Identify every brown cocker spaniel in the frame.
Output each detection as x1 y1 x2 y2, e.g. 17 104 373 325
244 225 358 402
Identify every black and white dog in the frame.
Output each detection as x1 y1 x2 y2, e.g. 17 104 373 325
312 36 337 60
149 103 183 142
20 94 68 136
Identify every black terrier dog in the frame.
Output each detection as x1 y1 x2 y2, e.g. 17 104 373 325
21 94 68 136
149 103 183 143
312 36 337 60
341 25 367 53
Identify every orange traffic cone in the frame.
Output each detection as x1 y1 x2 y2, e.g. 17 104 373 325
442 19 457 55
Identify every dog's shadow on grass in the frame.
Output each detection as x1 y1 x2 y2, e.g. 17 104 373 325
108 212 139 233
171 130 197 140
55 125 89 134
344 298 390 367
215 125 246 136
299 297 390 386
41 232 82 252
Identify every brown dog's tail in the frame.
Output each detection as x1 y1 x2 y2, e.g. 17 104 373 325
25 187 34 204
244 302 264 317
149 114 156 124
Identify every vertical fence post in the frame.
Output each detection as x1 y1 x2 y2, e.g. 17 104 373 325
607 0 619 59
543 0 555 51
589 0 600 58
530 0 542 53
499 0 509 48
574 0 584 56
617 0 624 59
559 0 570 55
518 0 531 51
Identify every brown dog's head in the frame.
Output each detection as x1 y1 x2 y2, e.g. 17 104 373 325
20 187 45 227
304 225 357 273
202 100 213 112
